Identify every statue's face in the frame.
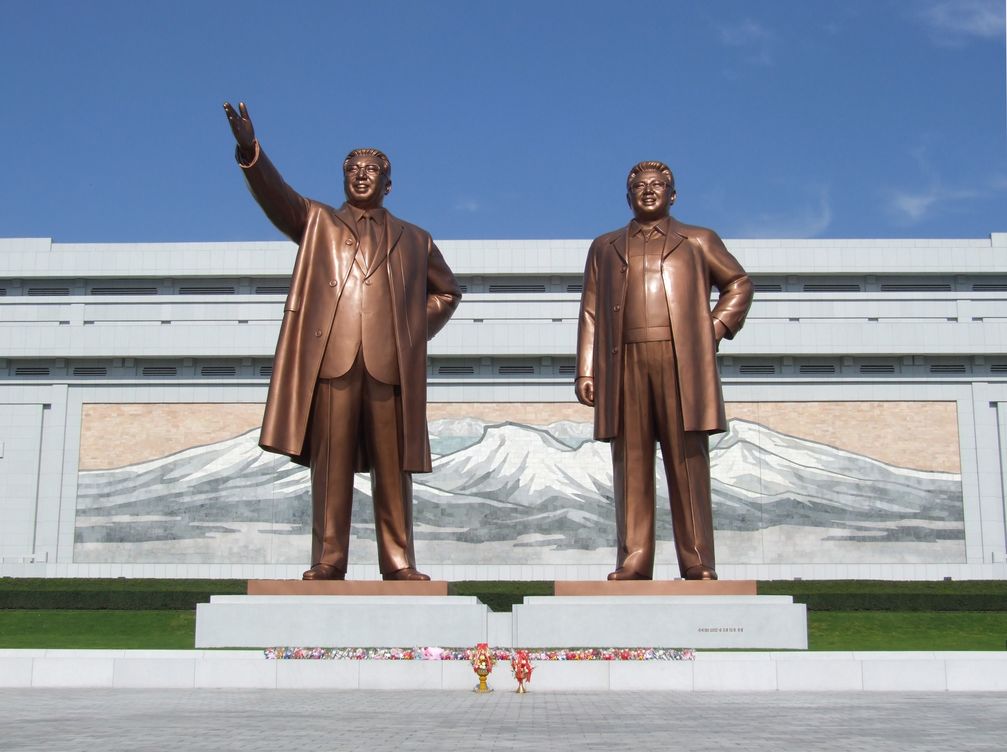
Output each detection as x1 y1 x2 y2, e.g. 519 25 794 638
343 154 391 209
627 169 675 222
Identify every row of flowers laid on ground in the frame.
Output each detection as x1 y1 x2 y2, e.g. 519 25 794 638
263 646 695 661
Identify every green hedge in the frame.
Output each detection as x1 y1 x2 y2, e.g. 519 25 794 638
0 590 229 610
791 593 1007 611
758 579 1007 596
0 579 556 612
448 580 552 612
0 578 247 592
3 578 1006 612
758 580 1007 611
0 579 246 610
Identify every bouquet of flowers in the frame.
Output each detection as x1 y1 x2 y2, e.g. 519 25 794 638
511 650 533 693
470 642 495 693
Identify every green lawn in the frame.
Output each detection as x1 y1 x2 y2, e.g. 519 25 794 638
0 579 246 592
0 610 196 649
1 609 1005 650
808 611 1007 651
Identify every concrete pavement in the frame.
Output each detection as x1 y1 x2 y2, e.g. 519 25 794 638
0 689 1004 751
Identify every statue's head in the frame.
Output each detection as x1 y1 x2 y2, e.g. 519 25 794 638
343 148 392 209
626 161 676 222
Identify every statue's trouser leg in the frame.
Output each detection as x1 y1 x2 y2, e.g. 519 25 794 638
611 342 658 578
310 354 416 575
663 432 714 576
361 369 417 576
613 341 716 578
648 340 715 576
309 360 363 572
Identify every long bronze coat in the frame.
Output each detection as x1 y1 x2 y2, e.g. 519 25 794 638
241 146 461 473
576 217 752 440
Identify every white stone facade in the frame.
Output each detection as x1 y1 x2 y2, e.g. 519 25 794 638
1 234 1006 580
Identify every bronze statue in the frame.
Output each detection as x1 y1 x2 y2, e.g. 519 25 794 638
224 102 461 581
576 161 752 580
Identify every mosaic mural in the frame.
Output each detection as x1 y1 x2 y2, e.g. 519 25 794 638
74 402 965 565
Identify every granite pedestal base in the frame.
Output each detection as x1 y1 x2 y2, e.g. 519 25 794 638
247 580 448 596
195 596 488 648
554 580 757 596
512 595 808 649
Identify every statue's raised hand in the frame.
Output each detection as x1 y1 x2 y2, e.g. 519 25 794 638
223 101 256 155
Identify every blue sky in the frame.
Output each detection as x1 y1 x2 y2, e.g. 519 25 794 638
1 0 1004 242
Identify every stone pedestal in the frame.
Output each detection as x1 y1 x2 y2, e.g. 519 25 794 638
247 580 448 596
195 595 488 648
554 580 757 596
512 595 807 649
196 580 805 650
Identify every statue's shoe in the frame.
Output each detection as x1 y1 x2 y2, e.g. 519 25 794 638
384 567 431 581
607 568 651 581
302 563 345 581
684 566 718 581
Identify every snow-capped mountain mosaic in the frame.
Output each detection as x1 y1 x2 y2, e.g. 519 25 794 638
74 418 964 565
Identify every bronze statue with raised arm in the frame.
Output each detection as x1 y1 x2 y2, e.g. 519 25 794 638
224 102 461 581
576 161 752 581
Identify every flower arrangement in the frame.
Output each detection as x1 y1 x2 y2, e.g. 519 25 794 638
470 642 496 693
264 646 695 661
511 650 533 693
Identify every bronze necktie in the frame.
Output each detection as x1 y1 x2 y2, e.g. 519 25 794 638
360 214 378 271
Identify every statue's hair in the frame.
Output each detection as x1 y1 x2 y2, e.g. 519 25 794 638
627 161 674 190
344 148 391 178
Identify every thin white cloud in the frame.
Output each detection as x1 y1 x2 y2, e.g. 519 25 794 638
918 0 1004 45
887 182 997 223
736 186 832 238
453 198 480 213
889 189 940 222
885 143 1004 223
719 19 774 66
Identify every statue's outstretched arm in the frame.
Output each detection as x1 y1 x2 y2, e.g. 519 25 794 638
224 101 310 240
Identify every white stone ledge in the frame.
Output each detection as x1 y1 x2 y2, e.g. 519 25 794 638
3 236 1006 277
2 650 1005 691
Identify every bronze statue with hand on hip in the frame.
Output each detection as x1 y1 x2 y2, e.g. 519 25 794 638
576 161 752 581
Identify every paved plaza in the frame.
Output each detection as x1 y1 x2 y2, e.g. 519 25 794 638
1 689 1004 751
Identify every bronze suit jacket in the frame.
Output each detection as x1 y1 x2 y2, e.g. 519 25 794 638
241 146 461 473
576 216 752 440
